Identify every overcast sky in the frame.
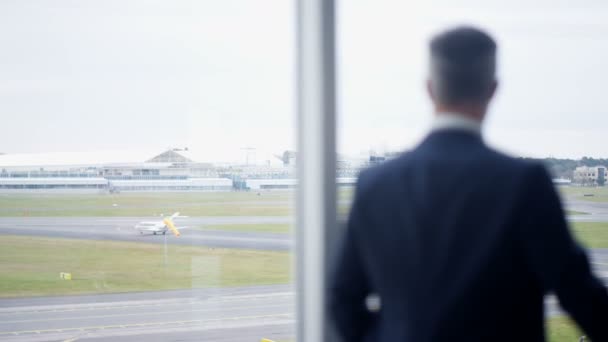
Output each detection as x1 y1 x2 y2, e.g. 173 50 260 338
1 0 608 163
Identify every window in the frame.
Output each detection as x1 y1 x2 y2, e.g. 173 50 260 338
337 0 608 339
3 1 606 341
0 1 295 341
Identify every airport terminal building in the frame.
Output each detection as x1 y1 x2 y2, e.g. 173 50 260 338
0 148 364 193
0 149 232 193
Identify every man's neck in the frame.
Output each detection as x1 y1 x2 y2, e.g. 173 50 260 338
434 103 486 123
432 112 483 135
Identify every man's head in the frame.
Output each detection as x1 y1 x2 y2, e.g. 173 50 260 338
428 26 498 121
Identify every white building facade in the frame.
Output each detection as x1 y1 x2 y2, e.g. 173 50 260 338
573 166 607 185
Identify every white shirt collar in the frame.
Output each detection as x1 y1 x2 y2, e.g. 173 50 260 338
432 112 482 135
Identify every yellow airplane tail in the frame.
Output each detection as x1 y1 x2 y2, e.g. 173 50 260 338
163 218 181 237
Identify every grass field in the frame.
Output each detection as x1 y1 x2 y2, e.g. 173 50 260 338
0 235 291 298
1 186 604 217
1 220 604 299
566 210 589 216
571 221 608 248
0 191 358 217
547 317 586 342
560 186 608 203
0 192 293 217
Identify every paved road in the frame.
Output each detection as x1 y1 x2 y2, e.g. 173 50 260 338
0 217 293 251
566 198 608 214
0 285 294 342
565 198 608 222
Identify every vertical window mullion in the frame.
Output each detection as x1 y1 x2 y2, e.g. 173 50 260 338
296 0 337 341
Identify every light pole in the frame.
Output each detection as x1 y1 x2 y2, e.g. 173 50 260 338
163 232 168 266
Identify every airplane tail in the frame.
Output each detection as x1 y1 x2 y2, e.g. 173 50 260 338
163 217 181 237
162 212 187 237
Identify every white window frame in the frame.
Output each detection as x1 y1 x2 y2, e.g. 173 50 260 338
296 0 338 340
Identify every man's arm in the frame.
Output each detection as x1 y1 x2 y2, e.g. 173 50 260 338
329 184 373 341
519 164 608 340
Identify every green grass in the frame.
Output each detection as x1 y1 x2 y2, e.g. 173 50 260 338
560 186 608 203
0 235 291 298
338 187 354 201
0 192 293 217
566 210 589 216
571 221 608 248
0 189 357 217
547 316 586 342
198 224 292 234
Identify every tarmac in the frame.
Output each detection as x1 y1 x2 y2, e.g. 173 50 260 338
0 285 294 342
0 216 293 251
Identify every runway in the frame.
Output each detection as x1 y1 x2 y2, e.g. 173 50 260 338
0 208 604 252
0 285 294 342
0 217 293 251
565 198 608 223
566 198 608 214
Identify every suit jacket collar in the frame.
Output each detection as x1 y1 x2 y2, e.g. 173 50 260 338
421 127 485 149
432 112 483 136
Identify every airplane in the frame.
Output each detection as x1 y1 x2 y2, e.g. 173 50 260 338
135 212 188 236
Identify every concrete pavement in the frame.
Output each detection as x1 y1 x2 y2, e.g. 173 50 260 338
0 285 294 342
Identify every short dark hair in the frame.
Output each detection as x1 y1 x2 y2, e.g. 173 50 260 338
429 26 497 105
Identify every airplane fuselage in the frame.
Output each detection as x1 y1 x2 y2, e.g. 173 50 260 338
135 221 168 235
134 213 184 236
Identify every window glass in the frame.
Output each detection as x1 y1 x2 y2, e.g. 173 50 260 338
338 0 608 338
0 1 295 341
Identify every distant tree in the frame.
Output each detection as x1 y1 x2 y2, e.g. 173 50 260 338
598 170 606 186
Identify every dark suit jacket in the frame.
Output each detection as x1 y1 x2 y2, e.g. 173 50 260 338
330 130 608 341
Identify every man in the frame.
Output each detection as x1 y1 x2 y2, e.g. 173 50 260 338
330 27 608 341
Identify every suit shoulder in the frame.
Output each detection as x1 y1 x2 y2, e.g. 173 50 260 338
356 153 410 195
485 147 547 173
483 148 554 194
